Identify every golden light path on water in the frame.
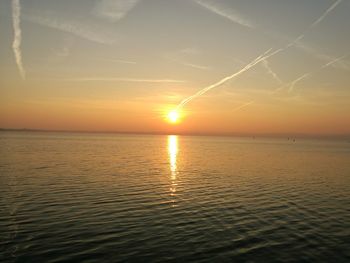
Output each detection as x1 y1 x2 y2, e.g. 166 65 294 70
167 135 178 205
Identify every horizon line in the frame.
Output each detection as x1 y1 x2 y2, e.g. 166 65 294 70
1 128 349 140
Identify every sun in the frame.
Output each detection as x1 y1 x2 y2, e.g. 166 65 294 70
167 110 180 124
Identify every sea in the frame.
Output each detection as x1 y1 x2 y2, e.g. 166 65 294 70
1 132 349 262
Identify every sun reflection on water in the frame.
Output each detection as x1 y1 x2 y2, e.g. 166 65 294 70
167 135 178 204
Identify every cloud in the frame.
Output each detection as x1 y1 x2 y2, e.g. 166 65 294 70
194 0 255 28
93 0 139 22
11 0 26 79
23 10 116 44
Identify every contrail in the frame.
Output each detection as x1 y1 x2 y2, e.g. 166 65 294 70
255 0 342 55
23 11 116 44
194 0 255 29
176 48 274 110
176 61 209 70
11 0 26 79
166 55 209 70
232 101 254 112
94 0 140 22
98 58 137 64
175 0 342 110
166 48 210 70
309 0 342 29
294 41 350 71
286 0 342 48
262 59 283 85
288 53 349 92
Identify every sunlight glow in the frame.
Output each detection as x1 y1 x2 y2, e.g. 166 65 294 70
167 110 180 124
168 135 178 177
167 135 178 202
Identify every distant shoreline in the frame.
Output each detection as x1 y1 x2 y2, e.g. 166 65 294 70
1 128 349 141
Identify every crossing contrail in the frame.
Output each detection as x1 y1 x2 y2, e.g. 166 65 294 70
285 0 342 48
262 59 284 85
175 0 343 110
288 53 349 92
12 0 26 79
176 48 273 110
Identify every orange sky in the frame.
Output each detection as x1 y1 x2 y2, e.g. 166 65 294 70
1 0 350 137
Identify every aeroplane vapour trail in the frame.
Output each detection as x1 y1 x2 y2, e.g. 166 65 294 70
232 101 254 112
262 59 283 85
288 53 349 92
12 0 26 79
175 0 342 110
175 48 273 110
194 0 255 29
270 53 349 94
285 0 342 48
309 0 342 29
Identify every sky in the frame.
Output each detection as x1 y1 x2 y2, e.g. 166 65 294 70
0 0 349 136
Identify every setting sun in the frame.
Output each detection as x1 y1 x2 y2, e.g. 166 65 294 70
167 110 180 124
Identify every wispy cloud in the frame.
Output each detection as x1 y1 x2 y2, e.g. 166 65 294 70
194 0 255 28
58 77 186 84
23 10 116 44
93 0 140 22
11 0 26 79
261 59 283 85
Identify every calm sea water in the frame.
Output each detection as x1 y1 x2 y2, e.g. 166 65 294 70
1 132 349 262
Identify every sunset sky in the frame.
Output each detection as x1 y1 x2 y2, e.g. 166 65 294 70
1 0 349 136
